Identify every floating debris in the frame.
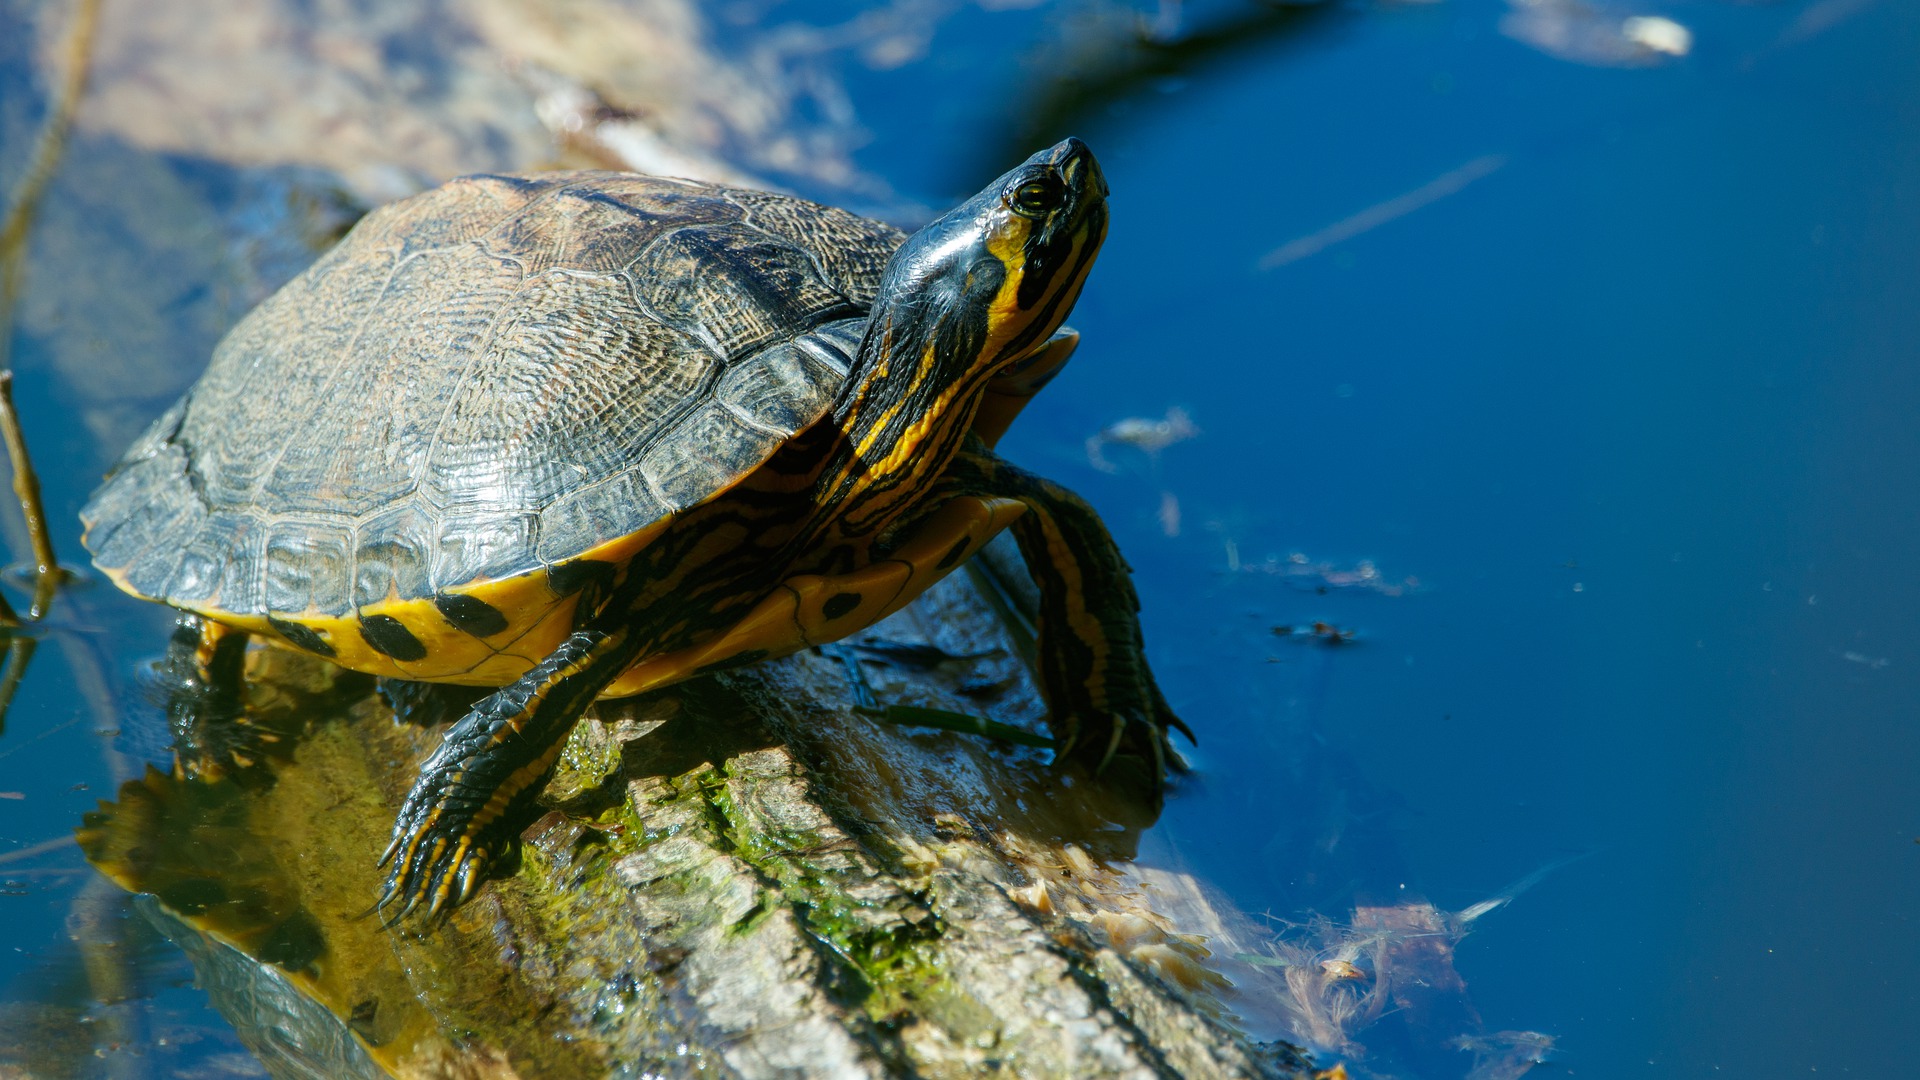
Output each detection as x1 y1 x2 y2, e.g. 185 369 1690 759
1234 552 1421 597
1842 651 1890 670
1501 0 1693 67
1453 852 1590 925
1259 155 1507 270
1318 958 1365 981
1236 858 1577 1068
1086 406 1199 473
1621 15 1692 57
1459 1030 1559 1080
1272 622 1358 646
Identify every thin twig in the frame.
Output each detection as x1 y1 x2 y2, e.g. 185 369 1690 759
0 372 63 617
0 833 78 868
0 706 83 762
0 632 35 735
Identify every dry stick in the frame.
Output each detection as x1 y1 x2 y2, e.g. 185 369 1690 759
0 832 77 869
0 633 35 736
0 372 64 617
0 0 102 623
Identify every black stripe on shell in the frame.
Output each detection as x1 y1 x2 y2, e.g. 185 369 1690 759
268 616 337 658
822 592 862 620
433 593 510 638
359 614 428 662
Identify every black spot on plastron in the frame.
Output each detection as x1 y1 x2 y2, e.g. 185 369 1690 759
546 559 615 599
359 614 428 662
267 616 338 659
936 537 971 571
822 592 862 620
433 593 510 638
693 648 770 677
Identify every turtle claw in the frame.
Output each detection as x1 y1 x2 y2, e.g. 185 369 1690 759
1163 713 1196 746
1052 703 1187 798
1090 714 1129 775
376 828 490 927
374 781 492 926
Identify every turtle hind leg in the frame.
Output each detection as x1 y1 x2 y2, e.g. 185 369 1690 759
377 624 644 922
159 613 274 778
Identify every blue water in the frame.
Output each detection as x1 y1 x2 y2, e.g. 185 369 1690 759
5 1 1918 1076
842 0 1920 1073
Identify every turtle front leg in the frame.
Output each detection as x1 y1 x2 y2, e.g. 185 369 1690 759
377 623 643 921
942 443 1191 795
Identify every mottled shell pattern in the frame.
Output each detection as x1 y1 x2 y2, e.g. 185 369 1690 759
83 172 904 644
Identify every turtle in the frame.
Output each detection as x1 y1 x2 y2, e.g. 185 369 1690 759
80 138 1187 918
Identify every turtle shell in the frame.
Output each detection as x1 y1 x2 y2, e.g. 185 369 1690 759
82 171 905 673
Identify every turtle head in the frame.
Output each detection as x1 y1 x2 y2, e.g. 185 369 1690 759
861 139 1109 395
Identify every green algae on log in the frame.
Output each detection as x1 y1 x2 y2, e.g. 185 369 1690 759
78 573 1320 1078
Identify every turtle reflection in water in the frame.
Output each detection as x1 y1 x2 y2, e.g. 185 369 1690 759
81 139 1187 918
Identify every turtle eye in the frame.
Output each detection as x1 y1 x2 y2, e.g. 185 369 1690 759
1008 175 1064 218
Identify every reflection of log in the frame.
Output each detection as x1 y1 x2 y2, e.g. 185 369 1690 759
80 572 1320 1079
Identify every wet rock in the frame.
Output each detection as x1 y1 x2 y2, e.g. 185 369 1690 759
80 572 1319 1078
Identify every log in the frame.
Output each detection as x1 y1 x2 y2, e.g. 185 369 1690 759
80 568 1326 1079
